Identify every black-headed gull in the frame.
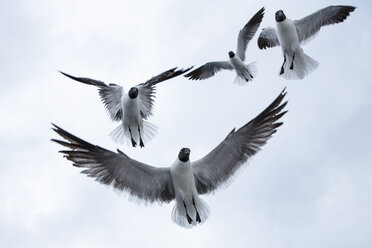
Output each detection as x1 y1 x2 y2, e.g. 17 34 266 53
258 5 356 80
51 88 287 228
59 67 191 147
185 7 264 85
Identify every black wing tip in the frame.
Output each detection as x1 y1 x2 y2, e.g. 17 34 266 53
51 123 62 133
147 65 195 84
180 66 194 74
281 87 287 96
184 69 194 78
247 6 265 27
254 6 265 18
258 6 265 16
51 123 79 145
165 66 193 75
58 70 75 79
330 5 356 23
184 68 204 81
51 122 66 135
336 5 356 11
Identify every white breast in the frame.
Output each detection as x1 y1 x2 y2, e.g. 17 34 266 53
170 160 197 198
276 19 299 52
122 95 141 125
229 56 245 73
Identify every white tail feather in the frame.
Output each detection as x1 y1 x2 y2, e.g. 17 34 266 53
281 48 319 80
109 121 158 146
234 62 257 86
171 197 210 228
142 120 158 144
109 124 128 145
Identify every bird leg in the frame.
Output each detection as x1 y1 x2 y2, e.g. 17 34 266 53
290 53 295 70
245 70 253 80
128 126 137 147
183 201 193 224
280 55 286 75
138 126 144 148
192 197 201 223
248 72 253 79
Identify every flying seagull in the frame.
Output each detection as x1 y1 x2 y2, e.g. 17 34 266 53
185 7 265 85
59 67 191 147
51 88 287 228
257 5 356 80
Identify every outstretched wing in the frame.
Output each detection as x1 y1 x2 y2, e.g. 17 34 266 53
236 7 265 61
137 67 192 119
192 89 287 195
59 71 123 121
51 124 175 203
184 61 233 80
294 5 356 44
257 27 280 49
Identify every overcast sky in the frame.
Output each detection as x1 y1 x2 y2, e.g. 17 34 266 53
1 0 371 247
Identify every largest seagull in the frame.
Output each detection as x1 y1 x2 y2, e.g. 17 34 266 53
59 67 191 147
257 5 356 80
185 7 265 85
51 89 287 228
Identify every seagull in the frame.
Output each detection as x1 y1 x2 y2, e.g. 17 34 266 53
184 7 265 85
59 67 191 147
51 88 287 228
257 5 356 80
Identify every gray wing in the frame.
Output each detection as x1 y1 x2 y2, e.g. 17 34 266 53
59 71 123 121
192 89 288 195
294 5 356 44
136 67 192 119
257 27 280 49
236 7 265 61
51 124 175 203
184 61 233 80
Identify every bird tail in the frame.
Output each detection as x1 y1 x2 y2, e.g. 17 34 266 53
281 48 319 80
233 62 257 85
141 120 158 144
171 197 210 228
109 121 158 146
109 124 128 145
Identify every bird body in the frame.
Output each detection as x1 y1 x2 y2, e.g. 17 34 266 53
122 94 141 126
170 157 210 227
276 18 299 53
229 53 256 84
112 94 146 147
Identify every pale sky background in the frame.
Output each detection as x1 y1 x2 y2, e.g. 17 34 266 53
1 0 371 247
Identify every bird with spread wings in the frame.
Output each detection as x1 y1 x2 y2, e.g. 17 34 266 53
52 88 287 228
59 67 191 147
257 5 356 80
185 7 265 85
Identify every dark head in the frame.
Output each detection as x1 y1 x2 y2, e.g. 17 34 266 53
128 87 139 99
178 148 191 162
275 10 286 22
228 51 235 58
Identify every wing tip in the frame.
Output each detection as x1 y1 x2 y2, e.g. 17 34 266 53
58 70 74 79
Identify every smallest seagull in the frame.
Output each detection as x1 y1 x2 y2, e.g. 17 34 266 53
59 67 191 148
185 7 265 85
258 5 356 80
